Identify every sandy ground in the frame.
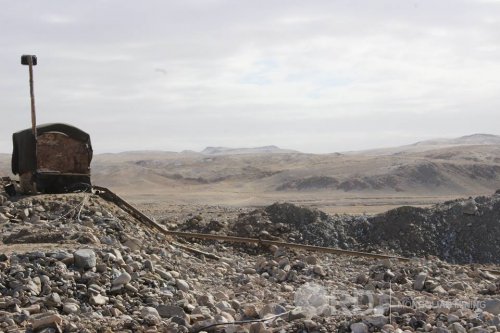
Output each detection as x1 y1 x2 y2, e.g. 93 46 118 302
121 188 469 215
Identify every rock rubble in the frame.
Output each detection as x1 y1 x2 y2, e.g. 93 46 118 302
1 179 500 332
175 193 500 264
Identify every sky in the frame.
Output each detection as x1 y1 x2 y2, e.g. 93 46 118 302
1 0 499 154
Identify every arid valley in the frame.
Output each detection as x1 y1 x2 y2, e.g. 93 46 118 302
1 134 500 332
4 133 498 214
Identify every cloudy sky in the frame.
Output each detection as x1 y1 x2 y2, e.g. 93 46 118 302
1 0 499 153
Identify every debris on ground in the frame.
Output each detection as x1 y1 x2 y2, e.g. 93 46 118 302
1 179 500 332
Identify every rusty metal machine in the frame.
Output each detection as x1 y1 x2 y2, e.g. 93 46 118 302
11 55 92 194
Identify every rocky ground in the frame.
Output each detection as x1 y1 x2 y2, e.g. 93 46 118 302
1 178 500 333
171 192 500 264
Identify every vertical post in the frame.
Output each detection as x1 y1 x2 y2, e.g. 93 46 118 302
28 56 37 139
21 54 38 139
21 54 38 194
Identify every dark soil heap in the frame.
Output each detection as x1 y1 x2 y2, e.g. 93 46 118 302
209 193 500 264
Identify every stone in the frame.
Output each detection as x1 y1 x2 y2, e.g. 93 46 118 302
462 199 478 215
364 315 389 328
45 293 61 307
109 307 122 317
243 267 257 274
31 313 63 331
112 272 132 286
243 304 259 318
414 272 427 291
176 279 190 292
192 306 212 317
25 279 41 295
63 303 79 314
351 322 369 333
483 299 500 315
21 208 30 219
289 308 308 320
451 322 467 333
141 306 160 319
487 283 497 293
480 271 497 281
250 322 269 333
312 265 326 277
73 249 96 270
96 263 107 273
356 274 369 285
156 305 186 319
170 270 181 278
433 285 448 295
197 294 215 307
0 212 8 223
156 269 173 280
269 245 279 253
231 300 241 311
216 301 233 312
123 237 142 251
90 294 108 306
144 259 155 272
305 255 318 265
258 303 287 319
124 283 138 293
469 328 489 333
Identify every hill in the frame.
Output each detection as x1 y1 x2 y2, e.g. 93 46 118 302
348 133 500 156
200 145 298 155
2 135 500 212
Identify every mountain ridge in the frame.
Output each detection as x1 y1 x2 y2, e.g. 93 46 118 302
200 145 299 155
412 133 500 146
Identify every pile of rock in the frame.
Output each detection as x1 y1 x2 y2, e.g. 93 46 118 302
363 194 500 263
4 243 498 332
175 193 500 264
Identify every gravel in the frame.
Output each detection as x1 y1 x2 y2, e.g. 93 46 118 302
1 179 500 332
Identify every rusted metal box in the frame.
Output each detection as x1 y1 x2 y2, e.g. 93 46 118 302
12 123 92 193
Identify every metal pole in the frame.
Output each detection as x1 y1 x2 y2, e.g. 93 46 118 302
28 56 37 139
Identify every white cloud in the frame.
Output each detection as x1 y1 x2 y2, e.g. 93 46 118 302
40 14 75 25
0 0 499 154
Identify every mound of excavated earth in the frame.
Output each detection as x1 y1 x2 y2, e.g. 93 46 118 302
177 192 500 265
1 180 500 333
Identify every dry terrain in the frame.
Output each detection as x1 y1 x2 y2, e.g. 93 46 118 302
1 136 500 332
2 134 500 214
1 178 500 333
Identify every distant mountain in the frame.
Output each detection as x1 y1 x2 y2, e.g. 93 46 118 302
347 134 500 156
412 134 500 146
200 145 299 155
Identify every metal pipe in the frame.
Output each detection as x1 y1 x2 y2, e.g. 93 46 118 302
28 56 37 139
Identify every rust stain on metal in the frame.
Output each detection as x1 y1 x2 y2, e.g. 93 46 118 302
37 132 90 174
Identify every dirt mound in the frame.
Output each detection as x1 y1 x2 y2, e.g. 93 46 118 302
228 203 363 248
364 194 500 263
192 193 500 264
